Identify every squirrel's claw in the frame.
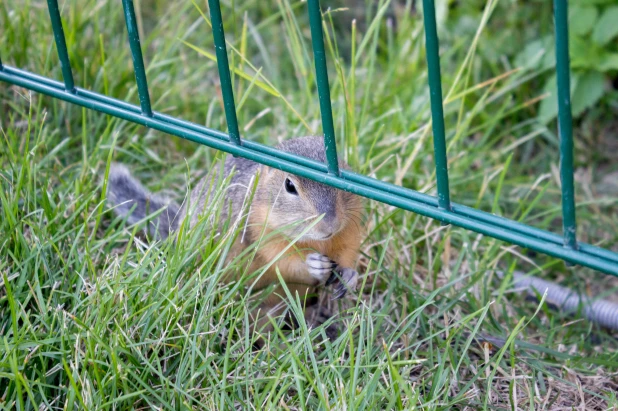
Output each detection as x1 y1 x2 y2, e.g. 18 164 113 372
330 267 359 300
332 286 347 300
306 253 338 283
325 271 338 286
306 254 359 299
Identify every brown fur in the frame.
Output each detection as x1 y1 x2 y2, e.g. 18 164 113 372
179 136 364 341
108 136 364 344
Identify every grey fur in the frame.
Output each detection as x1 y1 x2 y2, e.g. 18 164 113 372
179 152 260 231
107 163 180 239
178 136 356 241
107 136 356 241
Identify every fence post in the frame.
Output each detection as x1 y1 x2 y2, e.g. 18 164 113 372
122 0 153 117
46 0 76 93
553 0 578 252
307 0 340 176
208 0 242 146
422 0 451 212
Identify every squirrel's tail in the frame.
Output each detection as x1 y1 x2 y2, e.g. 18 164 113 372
106 163 180 239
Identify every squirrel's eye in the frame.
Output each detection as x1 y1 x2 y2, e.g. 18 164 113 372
284 178 298 195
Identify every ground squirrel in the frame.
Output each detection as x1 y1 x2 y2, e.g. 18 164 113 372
107 136 364 340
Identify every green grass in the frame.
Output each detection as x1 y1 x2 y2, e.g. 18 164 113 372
1 0 618 409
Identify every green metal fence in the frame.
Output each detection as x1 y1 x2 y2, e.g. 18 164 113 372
0 0 617 276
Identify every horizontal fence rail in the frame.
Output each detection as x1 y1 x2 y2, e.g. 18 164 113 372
0 0 616 276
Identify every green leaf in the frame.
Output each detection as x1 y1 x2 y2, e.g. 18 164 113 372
537 73 580 125
570 35 604 70
571 71 606 116
515 40 545 69
592 6 618 45
570 6 598 35
435 0 449 32
515 36 554 70
573 0 617 5
538 71 604 123
598 53 618 71
538 75 558 125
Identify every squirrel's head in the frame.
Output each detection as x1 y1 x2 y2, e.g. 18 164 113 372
254 136 362 242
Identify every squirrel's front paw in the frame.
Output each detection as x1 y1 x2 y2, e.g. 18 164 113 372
306 253 337 283
327 267 359 300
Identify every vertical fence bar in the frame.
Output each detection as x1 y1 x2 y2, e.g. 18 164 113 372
422 0 451 211
122 0 153 117
46 0 75 93
208 0 241 146
307 0 340 176
553 0 577 250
